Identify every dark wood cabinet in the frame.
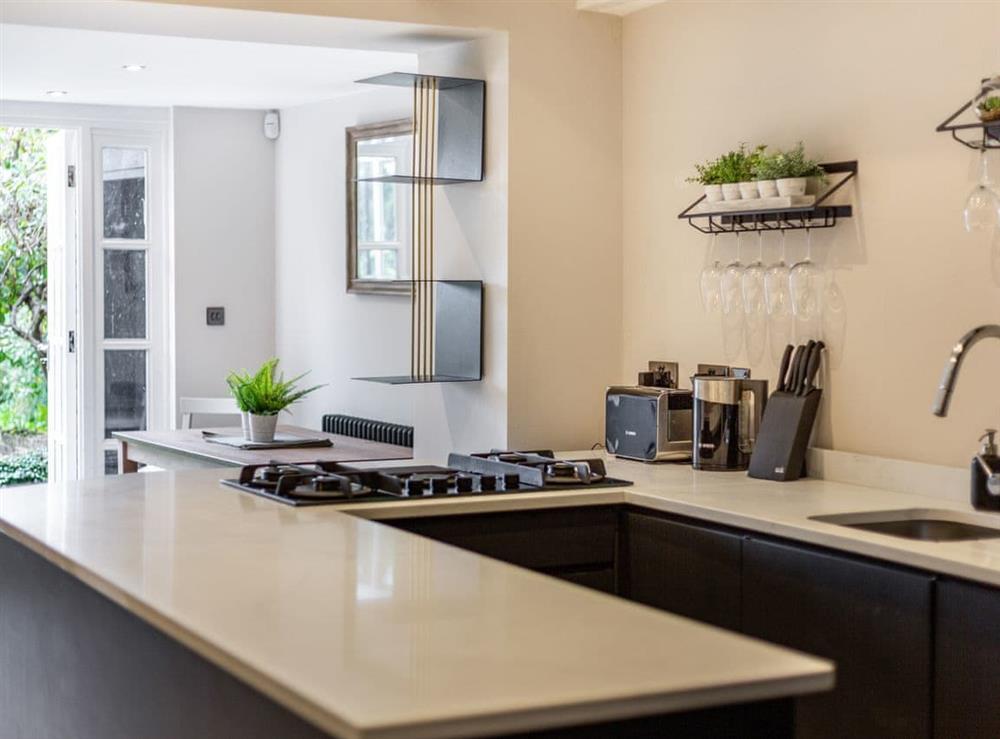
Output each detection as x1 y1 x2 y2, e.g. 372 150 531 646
934 578 1000 738
620 509 742 630
742 538 933 739
384 506 620 593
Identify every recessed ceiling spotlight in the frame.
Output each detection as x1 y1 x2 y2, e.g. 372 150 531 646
122 64 146 72
44 90 69 97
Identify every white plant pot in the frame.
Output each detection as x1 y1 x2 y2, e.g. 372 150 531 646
703 184 724 203
738 181 759 199
721 183 742 201
247 413 278 443
240 411 250 438
776 177 807 197
757 179 778 198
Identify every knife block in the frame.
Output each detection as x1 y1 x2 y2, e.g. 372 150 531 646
748 388 822 482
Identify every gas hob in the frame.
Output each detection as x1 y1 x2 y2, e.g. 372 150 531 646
220 450 632 507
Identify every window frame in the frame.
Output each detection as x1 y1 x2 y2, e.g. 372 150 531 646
345 118 412 295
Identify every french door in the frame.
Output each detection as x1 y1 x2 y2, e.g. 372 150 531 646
88 130 167 476
45 130 80 482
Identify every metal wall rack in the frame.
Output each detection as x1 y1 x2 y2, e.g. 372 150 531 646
936 77 1000 150
677 161 858 234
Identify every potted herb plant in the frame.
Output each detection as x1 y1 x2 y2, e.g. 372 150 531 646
226 359 323 443
754 143 827 198
687 157 725 202
977 95 1000 123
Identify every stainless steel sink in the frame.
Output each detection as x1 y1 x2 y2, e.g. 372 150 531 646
810 509 1000 542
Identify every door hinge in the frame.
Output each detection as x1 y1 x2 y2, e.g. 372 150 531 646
67 165 76 188
68 330 75 353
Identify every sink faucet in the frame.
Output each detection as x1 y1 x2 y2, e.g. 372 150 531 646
932 325 1000 508
932 324 1000 417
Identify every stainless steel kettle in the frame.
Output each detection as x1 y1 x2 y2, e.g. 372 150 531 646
691 376 768 471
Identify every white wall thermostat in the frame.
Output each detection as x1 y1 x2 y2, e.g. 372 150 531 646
263 111 280 140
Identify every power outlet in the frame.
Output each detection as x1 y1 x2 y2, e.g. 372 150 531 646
206 307 225 326
645 361 679 388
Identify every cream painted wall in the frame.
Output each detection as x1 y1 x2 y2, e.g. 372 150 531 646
171 106 276 423
623 1 1000 467
145 0 624 453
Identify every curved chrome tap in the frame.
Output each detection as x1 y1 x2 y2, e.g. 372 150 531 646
932 324 1000 417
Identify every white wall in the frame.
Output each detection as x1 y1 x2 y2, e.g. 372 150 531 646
274 87 414 432
171 106 276 422
623 1 1000 468
274 37 509 459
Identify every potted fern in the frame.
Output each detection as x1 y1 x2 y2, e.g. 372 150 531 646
226 359 324 443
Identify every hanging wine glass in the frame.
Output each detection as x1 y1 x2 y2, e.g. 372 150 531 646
721 232 745 315
699 233 724 313
789 226 822 320
765 228 793 362
742 230 767 316
963 151 1000 232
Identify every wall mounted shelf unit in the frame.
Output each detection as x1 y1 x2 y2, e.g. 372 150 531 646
677 161 858 235
354 72 485 183
351 71 486 385
936 78 1000 150
353 280 484 385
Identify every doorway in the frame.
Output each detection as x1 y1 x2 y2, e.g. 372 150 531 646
0 126 74 485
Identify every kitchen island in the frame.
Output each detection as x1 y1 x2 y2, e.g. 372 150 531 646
0 465 832 739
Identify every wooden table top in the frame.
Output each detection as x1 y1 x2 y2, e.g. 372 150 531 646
113 425 412 467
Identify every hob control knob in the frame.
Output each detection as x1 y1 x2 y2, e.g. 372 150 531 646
456 475 474 493
405 478 426 496
479 475 498 491
431 476 450 494
503 473 520 490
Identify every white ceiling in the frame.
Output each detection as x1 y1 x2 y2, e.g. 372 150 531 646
0 23 419 109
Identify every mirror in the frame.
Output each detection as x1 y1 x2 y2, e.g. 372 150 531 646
346 119 413 294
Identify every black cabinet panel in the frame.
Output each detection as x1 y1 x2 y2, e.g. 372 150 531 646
386 506 618 571
621 510 742 630
934 578 1000 738
742 538 932 739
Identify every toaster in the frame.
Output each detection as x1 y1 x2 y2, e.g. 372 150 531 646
605 386 693 462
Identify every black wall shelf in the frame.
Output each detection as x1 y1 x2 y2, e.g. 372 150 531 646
353 280 484 386
677 161 858 234
936 77 1000 150
355 71 485 183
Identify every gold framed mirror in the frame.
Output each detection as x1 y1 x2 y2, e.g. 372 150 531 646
346 118 413 294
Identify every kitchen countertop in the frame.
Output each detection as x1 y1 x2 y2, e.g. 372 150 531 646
0 464 834 739
345 453 1000 589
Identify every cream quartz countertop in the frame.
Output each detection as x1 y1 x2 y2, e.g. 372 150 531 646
0 466 833 739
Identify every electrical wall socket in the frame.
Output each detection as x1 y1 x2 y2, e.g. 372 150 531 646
206 307 225 326
648 360 679 378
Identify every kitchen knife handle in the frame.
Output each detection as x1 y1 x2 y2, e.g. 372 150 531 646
777 344 793 392
786 345 804 394
802 341 825 394
797 340 816 394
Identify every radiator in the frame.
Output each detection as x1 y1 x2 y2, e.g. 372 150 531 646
322 414 413 448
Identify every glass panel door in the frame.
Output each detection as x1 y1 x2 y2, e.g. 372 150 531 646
91 131 164 475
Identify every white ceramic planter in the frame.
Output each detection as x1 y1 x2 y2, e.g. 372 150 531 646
703 184 724 203
776 177 807 197
721 183 742 201
757 179 779 198
738 181 759 199
240 411 250 438
248 413 278 443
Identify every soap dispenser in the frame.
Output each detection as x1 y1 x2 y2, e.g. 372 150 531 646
971 429 1000 511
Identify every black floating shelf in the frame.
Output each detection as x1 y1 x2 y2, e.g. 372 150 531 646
677 161 858 234
936 78 1000 150
353 280 484 386
354 175 476 186
355 71 485 183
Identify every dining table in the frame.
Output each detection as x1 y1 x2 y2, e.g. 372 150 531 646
112 425 412 473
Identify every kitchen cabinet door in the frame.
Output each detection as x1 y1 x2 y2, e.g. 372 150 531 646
620 510 742 630
385 506 619 592
934 578 1000 738
742 538 933 739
